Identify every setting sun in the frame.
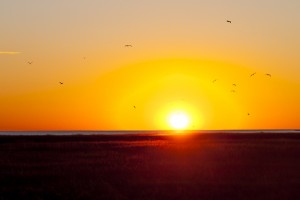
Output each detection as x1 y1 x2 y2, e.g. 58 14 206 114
1 1 300 131
1 1 300 199
168 112 190 130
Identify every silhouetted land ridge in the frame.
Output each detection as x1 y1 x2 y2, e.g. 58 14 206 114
0 132 300 200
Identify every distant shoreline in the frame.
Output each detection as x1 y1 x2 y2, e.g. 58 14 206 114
0 129 300 136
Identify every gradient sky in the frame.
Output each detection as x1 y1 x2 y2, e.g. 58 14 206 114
1 0 300 130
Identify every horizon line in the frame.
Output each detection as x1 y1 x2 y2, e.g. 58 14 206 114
1 129 300 132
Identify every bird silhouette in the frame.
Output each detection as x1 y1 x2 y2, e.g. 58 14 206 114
230 90 236 93
133 106 136 109
212 79 217 83
250 72 256 77
27 61 33 64
232 84 237 86
265 73 272 77
125 44 133 47
59 82 63 85
248 113 250 116
227 20 232 23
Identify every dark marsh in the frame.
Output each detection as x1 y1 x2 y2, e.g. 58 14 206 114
0 132 300 200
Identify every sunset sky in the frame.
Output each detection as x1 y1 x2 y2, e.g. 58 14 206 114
1 0 300 130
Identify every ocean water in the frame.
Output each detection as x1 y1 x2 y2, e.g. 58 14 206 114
0 130 299 136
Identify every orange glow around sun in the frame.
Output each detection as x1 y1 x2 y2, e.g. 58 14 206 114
1 58 300 130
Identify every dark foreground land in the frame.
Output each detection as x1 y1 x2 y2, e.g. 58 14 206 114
1 132 300 200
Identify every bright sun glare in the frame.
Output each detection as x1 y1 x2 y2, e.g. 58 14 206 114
168 112 190 130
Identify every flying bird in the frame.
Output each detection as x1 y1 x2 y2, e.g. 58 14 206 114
125 44 133 47
248 113 250 116
27 61 33 64
133 106 136 109
212 79 217 83
227 20 232 23
232 84 237 86
265 73 272 77
59 82 64 85
230 90 236 93
250 72 256 77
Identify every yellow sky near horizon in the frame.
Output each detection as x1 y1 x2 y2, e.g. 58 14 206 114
1 0 300 130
